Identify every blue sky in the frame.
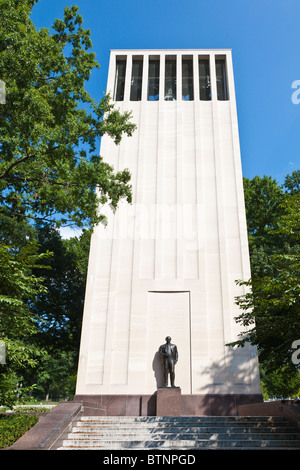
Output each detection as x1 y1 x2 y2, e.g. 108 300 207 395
31 0 300 186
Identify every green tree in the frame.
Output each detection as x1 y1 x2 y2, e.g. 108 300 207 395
0 241 51 407
231 182 300 382
0 0 135 229
260 366 300 400
30 224 90 355
7 224 91 403
284 169 300 195
19 348 77 401
0 0 135 406
243 175 285 258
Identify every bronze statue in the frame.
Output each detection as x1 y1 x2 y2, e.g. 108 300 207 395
159 336 178 387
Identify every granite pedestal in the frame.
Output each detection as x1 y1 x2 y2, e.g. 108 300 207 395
156 387 182 416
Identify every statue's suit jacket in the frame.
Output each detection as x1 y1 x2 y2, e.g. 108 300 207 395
159 343 178 363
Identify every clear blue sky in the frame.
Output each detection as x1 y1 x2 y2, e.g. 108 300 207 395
31 0 300 185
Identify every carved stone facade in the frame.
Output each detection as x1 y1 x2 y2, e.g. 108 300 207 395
76 50 262 411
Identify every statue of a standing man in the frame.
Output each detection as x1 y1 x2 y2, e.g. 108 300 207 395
159 336 178 387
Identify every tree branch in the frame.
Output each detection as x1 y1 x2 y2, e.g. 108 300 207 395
0 124 101 181
0 153 34 180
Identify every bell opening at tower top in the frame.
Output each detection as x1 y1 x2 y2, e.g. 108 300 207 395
113 52 230 102
130 56 143 101
182 56 194 101
165 56 177 101
148 56 160 101
216 56 229 101
114 56 126 101
199 57 211 101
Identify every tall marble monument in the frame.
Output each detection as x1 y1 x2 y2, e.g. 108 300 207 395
75 50 262 415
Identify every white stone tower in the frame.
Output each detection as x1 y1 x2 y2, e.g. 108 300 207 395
75 50 262 415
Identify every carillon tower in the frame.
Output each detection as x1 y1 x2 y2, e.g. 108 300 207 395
75 50 262 416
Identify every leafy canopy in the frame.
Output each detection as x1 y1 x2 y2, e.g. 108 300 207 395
230 174 300 374
0 0 136 228
0 0 136 407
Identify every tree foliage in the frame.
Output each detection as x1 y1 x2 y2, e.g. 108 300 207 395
0 239 52 406
31 224 91 354
0 0 135 406
11 224 90 402
231 172 300 387
0 0 136 228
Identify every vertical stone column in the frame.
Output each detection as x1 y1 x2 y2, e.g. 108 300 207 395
123 52 132 101
177 52 182 100
141 52 149 101
159 52 165 101
193 53 200 101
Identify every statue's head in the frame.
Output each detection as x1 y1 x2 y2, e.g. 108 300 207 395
165 336 171 343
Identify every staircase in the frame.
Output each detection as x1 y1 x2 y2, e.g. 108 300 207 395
58 415 300 450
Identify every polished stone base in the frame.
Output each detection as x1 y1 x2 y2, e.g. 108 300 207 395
73 392 263 417
156 387 182 416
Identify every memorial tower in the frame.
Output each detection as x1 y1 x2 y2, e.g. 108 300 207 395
75 50 262 415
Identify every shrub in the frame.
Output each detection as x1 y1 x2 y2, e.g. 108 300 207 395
13 406 50 413
0 414 38 448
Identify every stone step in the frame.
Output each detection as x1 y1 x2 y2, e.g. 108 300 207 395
58 415 300 450
79 415 285 422
74 420 293 428
77 418 289 428
72 425 297 434
60 438 300 449
67 431 300 440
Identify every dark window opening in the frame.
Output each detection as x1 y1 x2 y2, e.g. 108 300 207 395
148 58 160 101
130 58 143 101
114 58 126 101
216 58 228 101
182 58 194 101
165 57 177 101
199 59 211 101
